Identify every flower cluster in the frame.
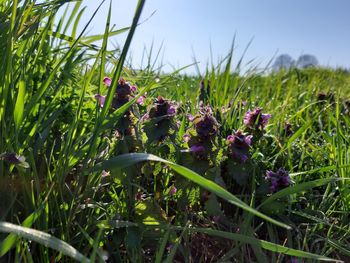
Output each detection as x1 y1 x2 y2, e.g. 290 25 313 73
142 96 178 143
94 77 141 154
265 168 292 192
148 96 177 119
227 131 253 163
243 107 271 130
0 152 29 168
95 77 142 110
193 106 218 138
112 78 133 110
185 106 219 157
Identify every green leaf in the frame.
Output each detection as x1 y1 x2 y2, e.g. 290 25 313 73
93 153 291 229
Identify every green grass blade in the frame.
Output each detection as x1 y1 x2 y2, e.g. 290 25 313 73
0 222 90 262
258 178 344 209
23 0 105 122
171 227 342 262
87 0 145 159
62 0 82 37
99 0 145 119
13 75 25 129
0 209 42 257
71 6 85 39
93 153 291 229
82 26 131 44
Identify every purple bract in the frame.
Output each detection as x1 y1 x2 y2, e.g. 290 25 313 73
265 168 291 192
243 107 271 130
227 130 253 163
103 77 112 86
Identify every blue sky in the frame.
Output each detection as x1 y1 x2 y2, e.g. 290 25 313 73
76 0 350 74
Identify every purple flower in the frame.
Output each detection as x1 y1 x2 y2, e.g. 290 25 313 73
190 145 205 153
194 114 218 138
102 170 110 178
265 168 291 192
137 95 146 105
148 96 177 118
167 106 176 115
135 191 146 201
187 113 194 121
115 78 131 98
227 131 253 163
0 152 29 168
94 94 106 107
103 77 112 86
227 135 235 143
183 134 190 142
243 108 271 130
169 185 177 196
261 113 271 126
1 152 23 164
131 85 137 93
244 135 253 145
240 154 248 163
140 113 149 122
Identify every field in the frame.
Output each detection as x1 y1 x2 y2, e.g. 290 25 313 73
1 1 350 262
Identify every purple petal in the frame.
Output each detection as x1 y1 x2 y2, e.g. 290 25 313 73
261 114 271 125
1 152 22 164
243 111 251 125
103 77 112 86
227 135 235 143
187 113 194 122
140 113 149 121
244 135 253 146
281 176 291 186
137 95 146 105
94 94 106 107
131 85 137 92
240 154 248 163
169 185 177 196
265 170 274 180
102 170 110 178
270 179 279 192
183 134 190 142
190 145 205 153
167 106 176 115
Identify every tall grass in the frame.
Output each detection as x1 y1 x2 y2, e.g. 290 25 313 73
0 0 350 262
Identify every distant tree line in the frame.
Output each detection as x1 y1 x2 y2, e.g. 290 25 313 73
272 54 319 71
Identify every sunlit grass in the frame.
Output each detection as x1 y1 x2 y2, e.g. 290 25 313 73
0 0 349 262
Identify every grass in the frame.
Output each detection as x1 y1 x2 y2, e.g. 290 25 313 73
0 0 350 262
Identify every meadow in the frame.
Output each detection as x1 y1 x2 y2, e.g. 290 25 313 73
0 0 350 262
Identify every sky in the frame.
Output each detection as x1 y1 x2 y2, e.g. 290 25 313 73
73 0 350 74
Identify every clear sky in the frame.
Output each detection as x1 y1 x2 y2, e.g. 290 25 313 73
75 0 350 74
